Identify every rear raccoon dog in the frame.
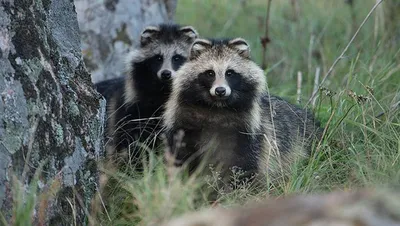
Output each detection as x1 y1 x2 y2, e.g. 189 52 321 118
94 76 125 101
100 23 198 169
163 38 322 187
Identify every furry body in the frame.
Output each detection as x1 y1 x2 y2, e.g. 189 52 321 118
95 23 198 167
163 38 322 183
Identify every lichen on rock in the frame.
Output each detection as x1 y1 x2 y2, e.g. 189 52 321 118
0 0 105 224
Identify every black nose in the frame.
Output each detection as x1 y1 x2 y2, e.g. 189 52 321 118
215 87 226 97
161 70 172 80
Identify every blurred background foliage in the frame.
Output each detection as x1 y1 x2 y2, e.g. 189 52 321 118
176 0 399 103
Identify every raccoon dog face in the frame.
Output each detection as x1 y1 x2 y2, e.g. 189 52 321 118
175 38 266 111
129 24 198 83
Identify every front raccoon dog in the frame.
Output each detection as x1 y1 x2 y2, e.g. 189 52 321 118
163 38 322 186
102 23 198 168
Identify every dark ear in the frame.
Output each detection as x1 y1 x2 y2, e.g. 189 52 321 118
189 39 212 59
140 26 160 46
179 26 198 41
228 38 250 58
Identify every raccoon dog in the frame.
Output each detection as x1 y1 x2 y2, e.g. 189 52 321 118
98 23 198 168
163 38 322 185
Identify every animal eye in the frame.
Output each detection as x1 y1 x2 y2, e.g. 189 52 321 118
205 70 215 77
156 55 163 61
172 55 182 62
225 69 235 77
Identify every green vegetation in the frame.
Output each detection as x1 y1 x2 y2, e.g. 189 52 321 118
97 0 399 224
5 0 399 225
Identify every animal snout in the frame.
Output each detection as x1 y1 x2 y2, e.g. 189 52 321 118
161 70 172 80
215 87 226 97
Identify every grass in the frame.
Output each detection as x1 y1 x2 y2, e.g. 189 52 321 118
94 0 400 224
5 0 400 225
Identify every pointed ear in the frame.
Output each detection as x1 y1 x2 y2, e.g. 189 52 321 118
189 39 212 59
228 38 250 58
179 26 198 41
140 26 160 46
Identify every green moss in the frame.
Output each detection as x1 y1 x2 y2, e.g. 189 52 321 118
52 122 64 147
68 101 80 117
2 134 22 155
